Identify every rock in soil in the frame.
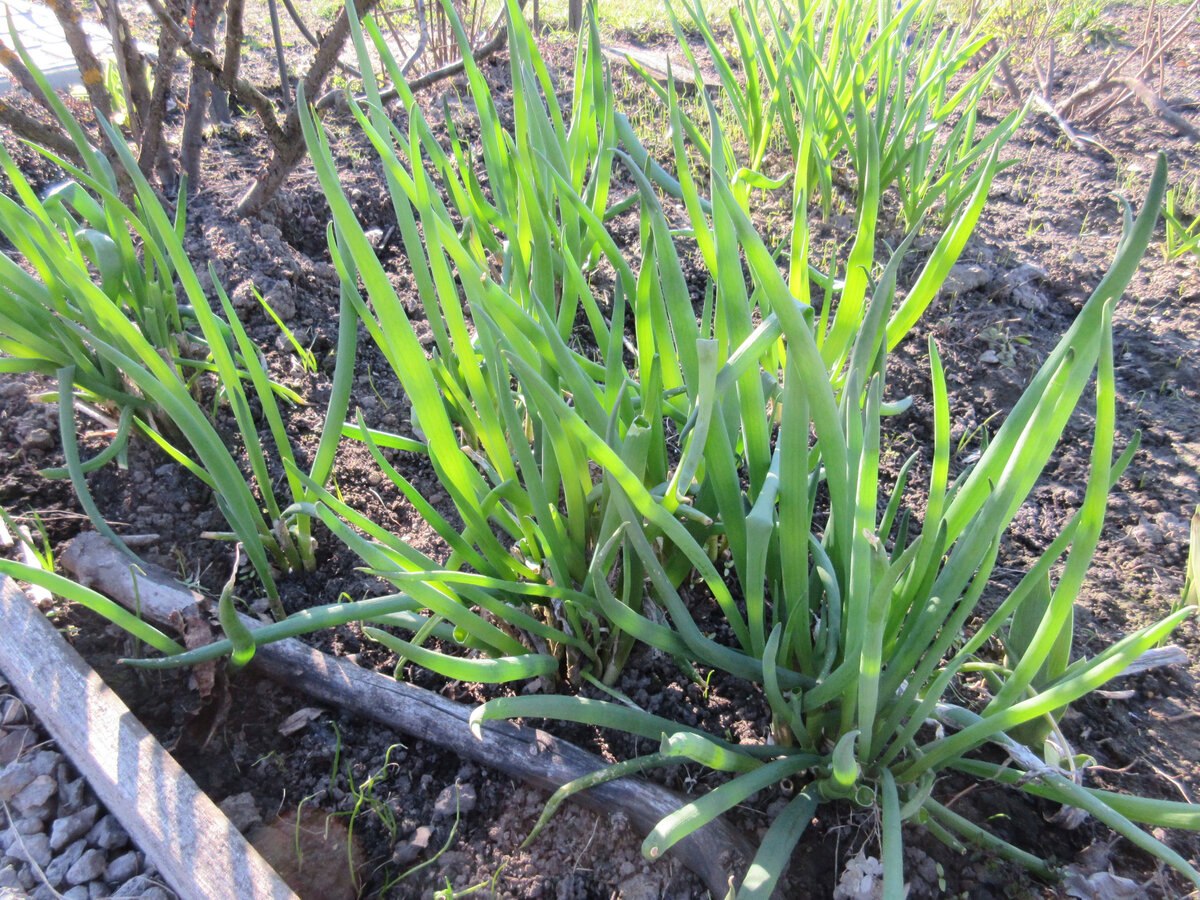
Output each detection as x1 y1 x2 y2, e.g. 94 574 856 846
105 849 140 883
218 792 262 834
86 814 128 851
49 804 98 851
44 837 87 886
65 847 107 885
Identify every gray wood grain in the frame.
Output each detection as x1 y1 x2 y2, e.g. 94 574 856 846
0 575 298 900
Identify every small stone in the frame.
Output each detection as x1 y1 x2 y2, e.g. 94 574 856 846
88 881 108 899
432 782 476 819
105 850 139 883
112 875 171 899
391 842 421 867
0 865 19 888
29 751 61 778
13 774 56 814
0 726 36 766
20 428 54 451
86 814 128 851
941 263 992 296
0 762 37 802
264 283 296 322
1004 262 1048 312
12 817 43 835
979 350 1000 365
44 837 87 886
57 779 87 814
5 830 51 868
364 227 385 248
50 805 99 851
18 866 35 891
66 848 106 885
61 886 90 900
218 793 261 834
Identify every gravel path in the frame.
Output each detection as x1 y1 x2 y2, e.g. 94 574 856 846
0 673 175 900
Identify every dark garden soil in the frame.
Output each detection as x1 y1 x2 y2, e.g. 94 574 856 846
2 2 1200 898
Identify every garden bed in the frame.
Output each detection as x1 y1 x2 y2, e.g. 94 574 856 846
1 1 1199 897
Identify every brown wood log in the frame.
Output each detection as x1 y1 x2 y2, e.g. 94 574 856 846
61 533 752 897
0 576 298 900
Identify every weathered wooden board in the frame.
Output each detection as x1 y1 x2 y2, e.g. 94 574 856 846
0 575 298 900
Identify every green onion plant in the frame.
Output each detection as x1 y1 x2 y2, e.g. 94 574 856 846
111 2 1200 892
0 39 357 611
1163 184 1200 262
641 0 1025 227
471 153 1200 895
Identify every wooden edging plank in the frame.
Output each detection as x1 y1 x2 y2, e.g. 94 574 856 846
0 575 298 900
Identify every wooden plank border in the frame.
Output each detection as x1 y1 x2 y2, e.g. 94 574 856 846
0 575 298 900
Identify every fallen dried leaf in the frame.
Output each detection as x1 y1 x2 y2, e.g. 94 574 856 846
278 707 324 736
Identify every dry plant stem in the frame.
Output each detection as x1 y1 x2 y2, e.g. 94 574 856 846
0 576 299 900
996 55 1022 104
234 0 382 217
1058 0 1199 120
1110 76 1200 142
401 0 429 76
60 533 753 897
45 0 112 120
279 0 362 79
313 0 514 113
265 0 291 108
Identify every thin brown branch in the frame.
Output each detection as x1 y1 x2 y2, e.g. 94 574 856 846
314 0 511 113
137 0 183 188
143 0 284 145
0 98 81 163
45 0 112 119
95 0 151 134
1111 75 1200 142
0 36 57 113
222 0 246 94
